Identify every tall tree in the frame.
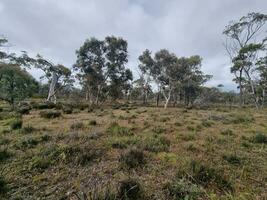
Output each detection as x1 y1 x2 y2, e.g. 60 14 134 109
0 63 38 107
74 36 133 104
35 55 73 103
223 12 267 107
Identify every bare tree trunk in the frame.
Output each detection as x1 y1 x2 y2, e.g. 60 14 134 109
47 72 58 103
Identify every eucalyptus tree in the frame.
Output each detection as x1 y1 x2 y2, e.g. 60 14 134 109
0 63 38 107
74 36 133 104
35 55 73 103
223 12 267 107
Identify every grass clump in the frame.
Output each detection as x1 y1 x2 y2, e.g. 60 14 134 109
189 161 232 191
62 106 73 114
118 178 143 200
107 122 132 136
222 154 242 165
40 110 61 119
152 126 166 134
70 122 84 130
221 129 234 136
89 120 97 126
142 135 170 152
17 106 31 115
0 176 8 196
0 149 11 162
10 118 23 130
250 133 267 144
21 125 36 134
120 148 145 169
165 178 204 200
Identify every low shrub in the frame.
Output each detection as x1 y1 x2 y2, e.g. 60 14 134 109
120 148 145 169
40 111 61 119
118 178 143 200
10 118 23 130
32 102 55 110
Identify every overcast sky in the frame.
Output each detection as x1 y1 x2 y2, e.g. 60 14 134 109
1 0 267 90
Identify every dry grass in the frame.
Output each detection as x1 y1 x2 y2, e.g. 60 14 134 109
0 103 266 199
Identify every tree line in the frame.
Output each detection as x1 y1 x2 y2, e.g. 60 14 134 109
0 12 266 109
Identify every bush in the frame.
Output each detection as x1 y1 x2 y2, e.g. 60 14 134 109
120 148 145 169
165 178 204 200
107 122 132 136
10 119 23 130
70 122 84 130
89 120 97 126
142 135 170 152
118 178 143 200
251 133 267 144
40 111 61 119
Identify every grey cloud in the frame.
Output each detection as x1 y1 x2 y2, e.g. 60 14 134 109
1 0 267 90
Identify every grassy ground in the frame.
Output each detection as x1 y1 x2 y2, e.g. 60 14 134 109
0 103 266 199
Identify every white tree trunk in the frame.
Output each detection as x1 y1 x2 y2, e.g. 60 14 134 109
162 89 172 109
47 72 58 103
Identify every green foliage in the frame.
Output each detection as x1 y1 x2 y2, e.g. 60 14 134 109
118 178 143 200
0 64 38 105
120 148 145 169
39 110 61 119
10 118 23 130
165 178 204 200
